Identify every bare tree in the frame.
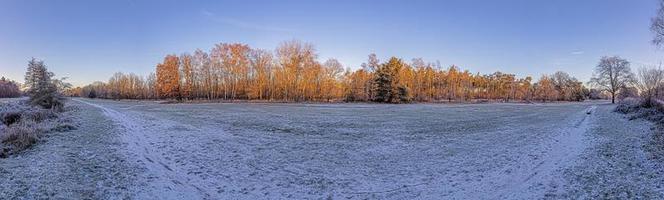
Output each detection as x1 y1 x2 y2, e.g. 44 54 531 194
589 56 634 104
0 77 21 98
652 0 664 47
635 66 664 106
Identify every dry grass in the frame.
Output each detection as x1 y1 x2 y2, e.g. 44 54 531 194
615 98 664 163
0 100 76 158
0 120 40 158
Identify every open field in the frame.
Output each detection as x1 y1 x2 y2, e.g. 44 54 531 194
1 99 662 199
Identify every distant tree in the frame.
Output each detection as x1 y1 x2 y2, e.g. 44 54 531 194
589 56 634 104
617 86 639 100
87 88 97 98
550 71 585 101
534 75 556 102
275 40 318 101
587 89 603 100
24 58 63 109
361 54 380 100
156 55 181 99
179 53 194 100
192 49 212 99
322 58 344 101
0 77 21 98
634 66 664 106
249 49 273 100
373 57 408 103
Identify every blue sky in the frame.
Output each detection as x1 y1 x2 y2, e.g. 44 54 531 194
0 0 662 86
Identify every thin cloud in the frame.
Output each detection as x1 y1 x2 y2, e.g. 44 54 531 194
201 10 214 17
201 9 295 33
571 51 584 55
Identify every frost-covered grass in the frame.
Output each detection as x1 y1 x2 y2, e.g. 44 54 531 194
0 99 77 158
0 101 134 199
1 120 40 155
614 98 664 193
73 99 613 199
4 98 662 199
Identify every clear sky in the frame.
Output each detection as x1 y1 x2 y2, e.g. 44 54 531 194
0 0 662 86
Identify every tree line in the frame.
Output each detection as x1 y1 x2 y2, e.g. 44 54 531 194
71 40 588 103
0 77 21 98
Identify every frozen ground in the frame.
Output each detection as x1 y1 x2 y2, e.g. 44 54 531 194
1 98 662 199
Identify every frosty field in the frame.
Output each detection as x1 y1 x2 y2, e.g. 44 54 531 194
2 99 663 199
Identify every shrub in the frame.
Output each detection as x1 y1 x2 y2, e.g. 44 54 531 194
616 98 664 123
615 103 640 114
21 108 57 122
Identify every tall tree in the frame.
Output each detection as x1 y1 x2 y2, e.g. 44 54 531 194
322 58 344 101
535 75 556 102
180 53 194 100
249 49 273 100
590 56 634 104
156 55 181 99
373 57 407 103
275 40 318 101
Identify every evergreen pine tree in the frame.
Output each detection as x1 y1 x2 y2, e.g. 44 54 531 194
24 58 62 109
372 57 409 103
372 61 392 102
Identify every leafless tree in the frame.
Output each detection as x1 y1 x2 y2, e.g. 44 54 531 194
635 66 664 105
589 56 634 104
652 0 664 47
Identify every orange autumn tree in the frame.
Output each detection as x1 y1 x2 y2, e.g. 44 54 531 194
156 55 180 99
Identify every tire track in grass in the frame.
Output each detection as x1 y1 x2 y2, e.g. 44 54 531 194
451 105 598 199
494 105 597 199
74 99 213 199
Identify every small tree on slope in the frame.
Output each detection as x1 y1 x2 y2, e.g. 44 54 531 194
24 58 63 109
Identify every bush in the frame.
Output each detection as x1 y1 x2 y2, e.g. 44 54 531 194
21 108 57 122
30 92 65 110
616 98 664 123
615 103 640 114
